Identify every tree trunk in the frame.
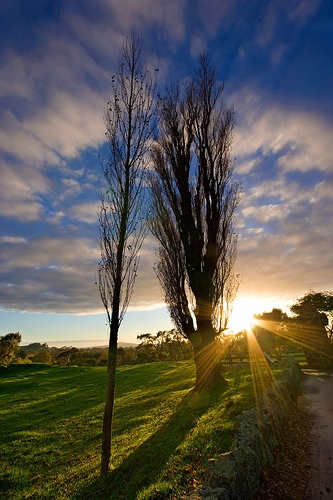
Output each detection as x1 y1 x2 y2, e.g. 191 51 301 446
100 327 118 477
189 323 226 390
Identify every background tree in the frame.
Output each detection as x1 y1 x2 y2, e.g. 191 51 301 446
0 332 21 365
116 346 138 366
290 290 333 332
253 308 291 356
289 290 333 367
136 329 192 362
149 54 241 389
56 347 78 366
15 350 29 363
97 32 155 476
20 342 49 353
30 351 53 365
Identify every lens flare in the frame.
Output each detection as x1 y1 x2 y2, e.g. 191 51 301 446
228 298 260 333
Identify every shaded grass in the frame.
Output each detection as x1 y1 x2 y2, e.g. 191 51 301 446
0 361 265 499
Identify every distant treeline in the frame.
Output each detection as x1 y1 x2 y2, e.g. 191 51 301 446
13 329 194 367
8 324 301 368
3 291 333 369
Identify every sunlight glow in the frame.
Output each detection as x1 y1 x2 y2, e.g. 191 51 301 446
245 328 276 406
226 300 333 436
255 318 333 363
228 298 262 333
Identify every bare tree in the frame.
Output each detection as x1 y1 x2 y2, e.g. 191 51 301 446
98 32 155 477
149 54 241 389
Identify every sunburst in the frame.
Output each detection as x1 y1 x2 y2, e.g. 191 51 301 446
228 298 261 333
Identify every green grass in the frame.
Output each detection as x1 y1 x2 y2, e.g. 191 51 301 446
0 361 265 499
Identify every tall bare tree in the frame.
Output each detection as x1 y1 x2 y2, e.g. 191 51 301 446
98 32 155 477
149 54 241 389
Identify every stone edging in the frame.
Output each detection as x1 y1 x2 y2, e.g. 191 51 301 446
186 358 302 499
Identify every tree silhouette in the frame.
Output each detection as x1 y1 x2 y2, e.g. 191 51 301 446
253 308 290 355
290 290 333 367
98 31 155 476
149 54 241 389
0 332 21 364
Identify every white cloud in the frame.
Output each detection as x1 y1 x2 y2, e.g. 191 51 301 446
0 0 331 321
235 158 258 175
109 0 186 40
245 178 309 206
0 36 108 166
287 0 322 24
69 201 100 224
237 224 333 304
254 3 277 48
0 237 98 271
196 0 238 36
26 89 105 160
233 90 333 173
0 231 163 314
234 101 333 305
0 50 32 99
63 12 123 61
0 160 47 221
190 34 208 58
242 203 290 222
57 178 82 202
65 0 186 53
237 211 333 299
0 110 61 166
0 32 109 226
0 236 27 244
253 0 321 60
312 180 333 200
270 42 289 65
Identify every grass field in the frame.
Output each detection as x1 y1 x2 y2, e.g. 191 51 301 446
0 359 281 499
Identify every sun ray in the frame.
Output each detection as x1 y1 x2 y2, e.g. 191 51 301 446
254 318 333 363
245 327 276 407
243 325 297 442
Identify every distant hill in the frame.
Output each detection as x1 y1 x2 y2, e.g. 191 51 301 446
84 342 138 349
21 343 49 352
118 342 138 348
21 341 138 351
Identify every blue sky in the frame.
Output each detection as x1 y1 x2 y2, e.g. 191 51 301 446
0 0 332 346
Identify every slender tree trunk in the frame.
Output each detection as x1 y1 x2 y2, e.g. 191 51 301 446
190 320 226 390
98 32 154 478
100 317 119 477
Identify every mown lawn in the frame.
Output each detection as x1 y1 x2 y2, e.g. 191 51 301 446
0 360 275 499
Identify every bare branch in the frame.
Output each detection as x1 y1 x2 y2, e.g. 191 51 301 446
149 54 241 388
98 31 156 477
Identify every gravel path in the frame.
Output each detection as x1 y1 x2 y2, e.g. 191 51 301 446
255 369 333 500
301 369 333 499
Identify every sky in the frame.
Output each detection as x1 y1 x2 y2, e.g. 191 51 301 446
0 0 332 347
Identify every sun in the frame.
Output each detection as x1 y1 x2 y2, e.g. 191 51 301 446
227 297 262 333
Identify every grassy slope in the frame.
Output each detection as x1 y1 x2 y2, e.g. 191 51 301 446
0 361 262 499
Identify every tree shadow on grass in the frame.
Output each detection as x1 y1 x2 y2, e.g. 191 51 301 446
78 383 229 500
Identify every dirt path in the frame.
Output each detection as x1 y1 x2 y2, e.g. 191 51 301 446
300 370 333 499
255 369 333 500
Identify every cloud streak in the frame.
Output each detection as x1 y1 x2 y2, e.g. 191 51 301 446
0 0 332 327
